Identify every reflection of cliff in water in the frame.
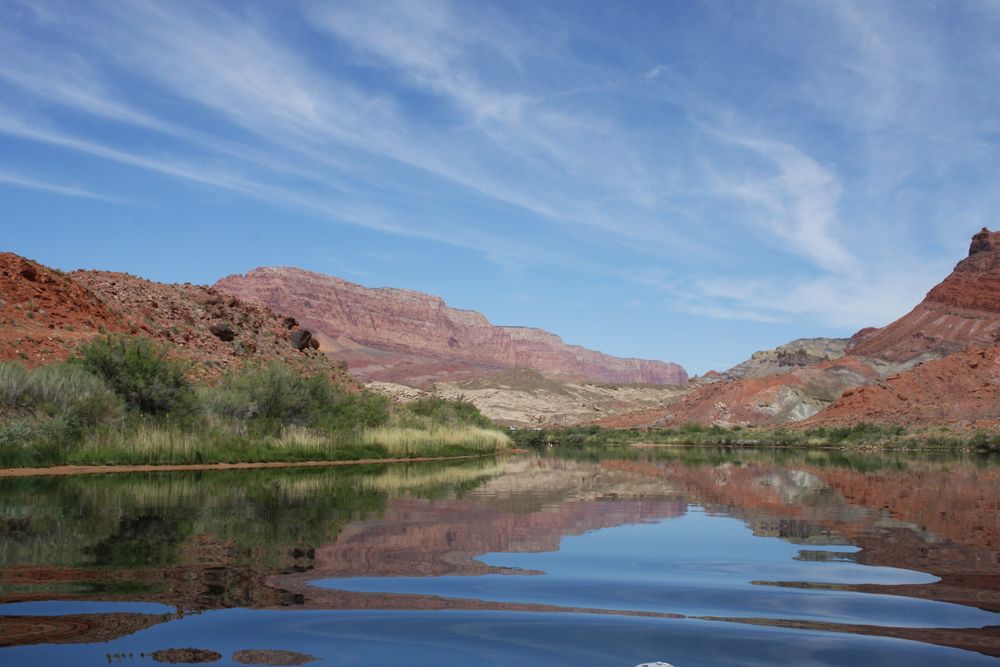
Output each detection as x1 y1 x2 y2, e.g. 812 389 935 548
1 450 999 655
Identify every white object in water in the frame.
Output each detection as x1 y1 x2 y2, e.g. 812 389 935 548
635 663 675 667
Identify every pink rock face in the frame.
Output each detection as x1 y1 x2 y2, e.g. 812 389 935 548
214 267 687 386
849 228 1000 362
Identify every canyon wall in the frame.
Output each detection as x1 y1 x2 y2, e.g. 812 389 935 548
215 267 687 386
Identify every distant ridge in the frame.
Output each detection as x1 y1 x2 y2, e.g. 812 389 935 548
214 267 687 386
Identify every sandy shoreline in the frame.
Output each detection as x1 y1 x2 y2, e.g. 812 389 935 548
0 451 527 478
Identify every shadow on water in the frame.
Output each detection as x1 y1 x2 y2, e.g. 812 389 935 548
0 447 998 665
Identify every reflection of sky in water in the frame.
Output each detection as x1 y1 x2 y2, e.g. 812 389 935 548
318 507 997 629
0 600 174 616
3 607 997 667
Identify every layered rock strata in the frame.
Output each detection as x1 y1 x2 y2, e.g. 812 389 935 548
849 227 1000 362
215 267 687 386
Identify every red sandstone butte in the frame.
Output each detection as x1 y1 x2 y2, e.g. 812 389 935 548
612 227 1000 428
849 227 1000 362
214 267 687 386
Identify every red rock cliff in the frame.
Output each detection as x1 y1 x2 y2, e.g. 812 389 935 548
849 227 1000 362
214 267 687 386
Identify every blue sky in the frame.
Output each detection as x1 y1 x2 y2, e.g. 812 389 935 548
2 1 998 375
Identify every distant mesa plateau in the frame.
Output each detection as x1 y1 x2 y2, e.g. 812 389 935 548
214 267 687 387
2 226 999 431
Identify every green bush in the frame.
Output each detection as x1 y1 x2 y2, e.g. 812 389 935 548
205 363 390 435
317 390 390 432
26 364 124 428
78 336 192 416
402 396 493 428
0 361 123 440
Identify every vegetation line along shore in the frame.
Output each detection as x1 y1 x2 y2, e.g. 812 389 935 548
0 452 514 478
510 423 1000 452
0 335 512 468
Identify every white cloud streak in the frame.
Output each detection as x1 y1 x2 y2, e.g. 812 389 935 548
0 0 995 333
0 169 118 202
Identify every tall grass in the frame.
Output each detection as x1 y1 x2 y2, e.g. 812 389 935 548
73 420 387 466
0 361 122 425
362 424 511 456
0 361 124 466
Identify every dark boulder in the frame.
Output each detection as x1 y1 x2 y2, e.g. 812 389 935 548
282 316 298 329
209 322 237 342
289 329 313 350
18 265 37 281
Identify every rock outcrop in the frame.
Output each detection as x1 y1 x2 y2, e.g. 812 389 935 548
70 270 353 384
0 253 355 387
723 338 851 380
615 228 1000 428
214 267 687 386
649 355 880 427
848 227 1000 362
805 345 1000 428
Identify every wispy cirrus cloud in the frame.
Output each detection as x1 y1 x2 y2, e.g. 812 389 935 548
0 168 119 202
1 0 997 346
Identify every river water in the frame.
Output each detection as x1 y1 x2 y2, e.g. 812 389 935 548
0 446 998 666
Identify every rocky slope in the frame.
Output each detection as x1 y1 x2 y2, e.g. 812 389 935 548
0 253 131 366
0 253 354 386
214 267 687 386
71 270 353 384
618 355 880 428
849 227 1000 362
723 337 851 379
623 228 1000 429
805 345 1000 428
372 368 689 427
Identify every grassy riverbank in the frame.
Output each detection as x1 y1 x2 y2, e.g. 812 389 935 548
0 336 511 468
511 423 1000 452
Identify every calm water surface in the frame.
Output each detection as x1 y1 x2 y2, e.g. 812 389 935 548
1 447 998 666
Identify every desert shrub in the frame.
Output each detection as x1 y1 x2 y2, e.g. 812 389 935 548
401 396 493 428
78 336 192 416
0 419 34 448
316 390 390 432
804 422 903 444
2 360 161 469
0 362 123 452
208 363 336 428
26 363 124 428
205 363 389 435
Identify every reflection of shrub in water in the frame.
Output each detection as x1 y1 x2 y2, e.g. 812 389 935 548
361 458 504 497
87 514 189 567
0 461 502 570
